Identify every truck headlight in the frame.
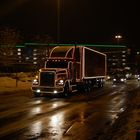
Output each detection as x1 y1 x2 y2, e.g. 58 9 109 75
54 90 58 94
57 79 64 86
36 89 40 93
32 79 39 85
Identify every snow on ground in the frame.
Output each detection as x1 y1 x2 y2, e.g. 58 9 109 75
0 73 34 93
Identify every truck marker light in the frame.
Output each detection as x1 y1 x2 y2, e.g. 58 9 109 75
35 75 38 79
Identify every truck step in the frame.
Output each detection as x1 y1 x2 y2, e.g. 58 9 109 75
72 90 77 93
71 85 77 92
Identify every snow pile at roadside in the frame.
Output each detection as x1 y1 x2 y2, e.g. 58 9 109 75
0 73 35 93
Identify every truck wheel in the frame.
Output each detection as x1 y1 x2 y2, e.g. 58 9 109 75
84 84 91 92
97 80 104 88
77 85 84 93
98 83 103 88
33 92 41 97
100 82 104 87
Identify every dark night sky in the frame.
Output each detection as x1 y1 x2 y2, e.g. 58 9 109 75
0 0 139 48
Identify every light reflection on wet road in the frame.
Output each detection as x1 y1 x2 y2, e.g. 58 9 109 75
0 80 139 140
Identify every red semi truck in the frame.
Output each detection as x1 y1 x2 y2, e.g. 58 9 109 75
31 45 107 96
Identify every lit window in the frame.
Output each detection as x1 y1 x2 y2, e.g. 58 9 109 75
122 63 126 65
122 51 126 53
137 52 140 55
122 55 126 57
17 52 21 55
33 49 37 52
33 57 37 60
122 59 126 61
33 53 37 56
10 52 13 55
33 62 37 64
17 48 21 51
112 63 116 65
26 57 29 60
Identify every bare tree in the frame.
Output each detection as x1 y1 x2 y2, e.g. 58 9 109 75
0 26 22 54
26 34 55 64
0 26 23 72
27 34 54 44
0 26 23 86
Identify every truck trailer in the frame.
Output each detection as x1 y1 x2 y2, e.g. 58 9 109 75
31 45 107 96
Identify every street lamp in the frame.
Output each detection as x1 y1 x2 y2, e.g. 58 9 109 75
115 35 122 44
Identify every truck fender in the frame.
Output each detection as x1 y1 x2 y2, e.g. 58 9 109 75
63 81 70 96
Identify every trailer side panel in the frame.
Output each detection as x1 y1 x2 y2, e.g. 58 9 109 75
84 47 106 78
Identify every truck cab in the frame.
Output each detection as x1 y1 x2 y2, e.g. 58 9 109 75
32 60 75 96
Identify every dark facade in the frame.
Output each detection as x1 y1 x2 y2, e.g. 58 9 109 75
0 44 52 72
0 43 129 74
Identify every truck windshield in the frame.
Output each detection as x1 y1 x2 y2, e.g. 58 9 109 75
46 61 68 68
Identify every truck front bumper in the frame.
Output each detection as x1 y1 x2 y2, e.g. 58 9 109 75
31 86 64 94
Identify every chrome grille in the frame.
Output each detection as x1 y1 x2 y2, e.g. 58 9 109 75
40 72 55 87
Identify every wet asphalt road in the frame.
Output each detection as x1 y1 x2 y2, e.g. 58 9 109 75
0 80 140 140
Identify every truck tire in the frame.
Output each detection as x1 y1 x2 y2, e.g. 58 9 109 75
100 81 104 88
33 92 41 97
84 84 92 92
84 80 92 93
97 79 104 88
